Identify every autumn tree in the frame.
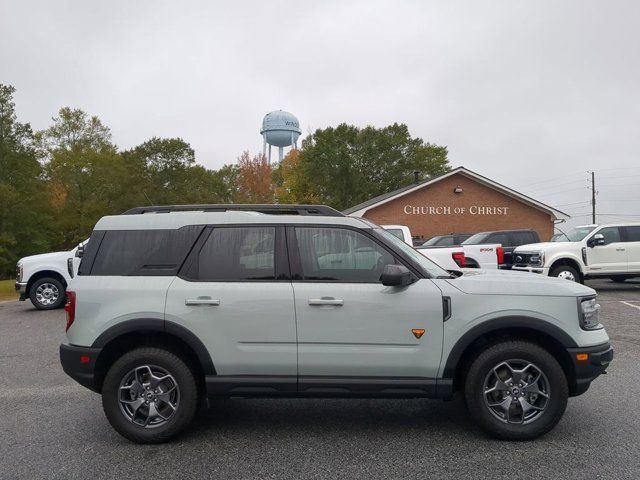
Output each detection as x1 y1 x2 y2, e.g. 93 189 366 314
272 149 320 204
235 151 274 203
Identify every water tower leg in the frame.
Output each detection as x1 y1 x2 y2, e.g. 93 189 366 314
279 147 284 162
268 145 272 164
263 136 266 158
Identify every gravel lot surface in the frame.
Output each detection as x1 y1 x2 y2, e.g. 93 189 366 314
1 279 639 479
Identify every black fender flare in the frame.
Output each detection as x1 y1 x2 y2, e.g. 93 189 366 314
442 316 578 378
91 318 215 375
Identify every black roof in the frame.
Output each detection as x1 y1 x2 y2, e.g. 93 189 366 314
122 204 344 217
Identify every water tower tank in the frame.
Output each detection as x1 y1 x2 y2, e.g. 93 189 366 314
260 110 301 162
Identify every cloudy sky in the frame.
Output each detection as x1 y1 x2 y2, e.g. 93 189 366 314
2 0 639 225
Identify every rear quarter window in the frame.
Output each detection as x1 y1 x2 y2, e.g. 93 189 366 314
84 226 203 276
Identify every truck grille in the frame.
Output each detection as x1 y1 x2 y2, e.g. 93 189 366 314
513 253 542 267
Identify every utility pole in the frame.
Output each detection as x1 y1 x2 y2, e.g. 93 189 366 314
591 171 596 224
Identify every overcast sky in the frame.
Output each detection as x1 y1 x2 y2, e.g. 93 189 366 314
2 0 639 226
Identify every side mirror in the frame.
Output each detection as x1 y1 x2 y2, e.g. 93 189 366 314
588 233 605 248
75 244 85 258
380 264 414 287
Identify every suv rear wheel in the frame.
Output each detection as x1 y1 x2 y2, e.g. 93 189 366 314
102 348 199 444
464 340 568 440
29 277 65 310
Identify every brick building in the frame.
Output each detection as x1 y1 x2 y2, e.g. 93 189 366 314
344 167 569 242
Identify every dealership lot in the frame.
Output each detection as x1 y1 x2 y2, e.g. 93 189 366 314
1 279 639 480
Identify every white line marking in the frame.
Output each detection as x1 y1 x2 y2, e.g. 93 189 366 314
620 301 640 311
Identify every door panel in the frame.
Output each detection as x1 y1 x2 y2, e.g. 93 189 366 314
623 226 640 273
293 280 444 378
165 278 296 375
586 227 627 274
289 225 443 379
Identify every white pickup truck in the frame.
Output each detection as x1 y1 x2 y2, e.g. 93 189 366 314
15 240 86 310
512 223 640 283
417 242 502 269
382 225 467 271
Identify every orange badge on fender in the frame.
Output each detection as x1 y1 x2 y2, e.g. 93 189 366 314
412 329 425 339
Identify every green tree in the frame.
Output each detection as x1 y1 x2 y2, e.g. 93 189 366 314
289 123 449 210
39 108 131 248
0 85 50 275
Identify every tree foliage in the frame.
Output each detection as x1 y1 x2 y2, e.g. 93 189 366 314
236 151 274 203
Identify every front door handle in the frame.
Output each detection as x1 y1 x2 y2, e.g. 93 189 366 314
616 248 626 252
185 297 220 306
308 297 344 306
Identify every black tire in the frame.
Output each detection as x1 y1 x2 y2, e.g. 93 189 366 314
611 276 627 283
102 348 199 444
550 264 581 283
29 277 66 310
464 340 568 441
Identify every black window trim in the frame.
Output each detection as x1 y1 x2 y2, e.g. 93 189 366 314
178 224 290 283
286 224 425 284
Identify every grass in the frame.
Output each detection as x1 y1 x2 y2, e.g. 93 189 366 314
0 279 19 301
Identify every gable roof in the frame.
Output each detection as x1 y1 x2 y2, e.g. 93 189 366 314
343 166 569 220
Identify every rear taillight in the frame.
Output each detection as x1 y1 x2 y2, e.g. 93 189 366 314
65 291 76 331
451 251 466 268
496 247 504 265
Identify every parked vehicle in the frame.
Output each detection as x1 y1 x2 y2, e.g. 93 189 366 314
60 204 612 443
15 240 86 310
382 225 465 270
382 225 413 245
419 242 501 269
462 229 540 269
422 233 472 247
513 223 640 283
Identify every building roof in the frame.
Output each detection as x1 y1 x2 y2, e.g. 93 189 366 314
343 166 570 220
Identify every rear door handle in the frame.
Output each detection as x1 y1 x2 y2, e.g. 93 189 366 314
308 297 344 306
616 248 626 251
185 297 220 306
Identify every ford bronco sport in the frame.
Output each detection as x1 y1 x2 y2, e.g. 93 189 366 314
60 204 613 443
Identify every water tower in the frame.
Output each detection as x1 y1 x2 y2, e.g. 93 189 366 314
260 110 301 163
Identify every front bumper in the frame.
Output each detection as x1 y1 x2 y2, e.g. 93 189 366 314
59 343 102 393
512 266 550 275
15 281 27 301
567 342 613 396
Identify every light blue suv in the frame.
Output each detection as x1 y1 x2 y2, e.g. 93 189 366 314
60 204 613 443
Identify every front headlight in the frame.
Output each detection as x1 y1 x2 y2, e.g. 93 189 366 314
16 263 23 282
579 297 602 330
529 251 545 266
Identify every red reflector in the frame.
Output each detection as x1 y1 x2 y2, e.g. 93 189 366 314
496 246 505 265
65 291 76 332
80 355 91 364
451 251 466 268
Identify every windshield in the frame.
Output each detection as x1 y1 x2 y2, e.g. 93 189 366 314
552 226 596 242
461 232 488 245
422 236 442 246
375 229 451 278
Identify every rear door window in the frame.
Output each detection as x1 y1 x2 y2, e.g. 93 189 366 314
623 226 640 242
511 231 535 246
435 236 455 246
189 227 277 281
486 233 510 246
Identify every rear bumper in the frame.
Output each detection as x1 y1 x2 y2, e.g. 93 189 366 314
59 343 102 393
15 281 27 301
567 342 613 396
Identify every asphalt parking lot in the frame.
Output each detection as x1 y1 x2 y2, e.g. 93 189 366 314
1 279 640 480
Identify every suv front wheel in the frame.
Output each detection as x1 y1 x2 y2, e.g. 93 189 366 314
464 340 568 440
102 348 199 443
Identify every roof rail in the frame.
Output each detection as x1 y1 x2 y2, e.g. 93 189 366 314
121 204 345 217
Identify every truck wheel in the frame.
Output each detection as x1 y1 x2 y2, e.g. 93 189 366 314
29 277 65 310
550 265 581 283
464 340 568 440
610 276 626 283
102 348 199 444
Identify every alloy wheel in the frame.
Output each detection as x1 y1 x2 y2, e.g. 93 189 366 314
35 282 59 306
483 359 550 424
118 365 180 428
